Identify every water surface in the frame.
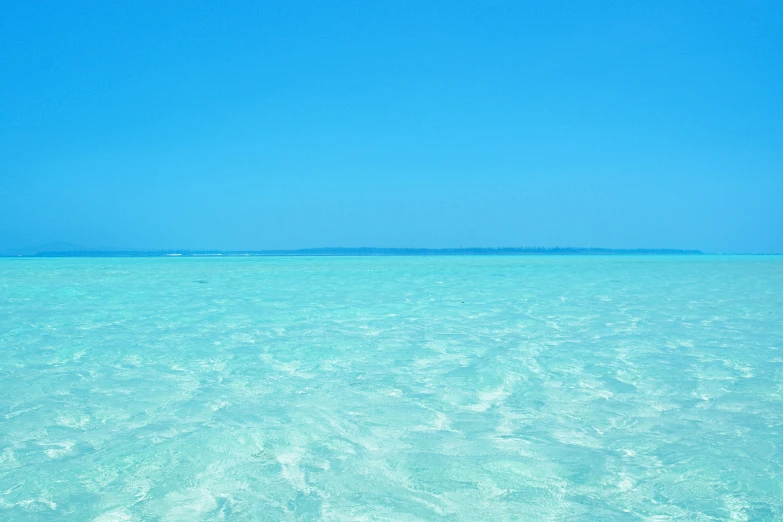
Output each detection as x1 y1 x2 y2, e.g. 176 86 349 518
1 256 781 520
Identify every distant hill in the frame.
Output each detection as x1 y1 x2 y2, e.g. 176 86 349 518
0 242 89 257
2 246 704 257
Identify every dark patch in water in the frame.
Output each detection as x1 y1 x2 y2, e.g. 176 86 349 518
251 450 273 460
195 280 208 284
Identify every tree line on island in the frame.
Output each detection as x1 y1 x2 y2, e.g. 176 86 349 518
18 247 703 257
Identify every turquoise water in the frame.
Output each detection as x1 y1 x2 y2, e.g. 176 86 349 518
1 256 781 521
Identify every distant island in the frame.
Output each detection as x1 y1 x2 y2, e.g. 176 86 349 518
2 247 703 257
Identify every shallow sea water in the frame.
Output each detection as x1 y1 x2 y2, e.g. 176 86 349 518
0 256 781 521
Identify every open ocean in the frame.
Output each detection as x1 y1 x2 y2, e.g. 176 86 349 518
1 256 781 521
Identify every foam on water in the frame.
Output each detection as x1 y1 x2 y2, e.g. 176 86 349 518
0 256 781 520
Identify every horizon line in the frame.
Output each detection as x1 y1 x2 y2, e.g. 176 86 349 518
0 246 730 258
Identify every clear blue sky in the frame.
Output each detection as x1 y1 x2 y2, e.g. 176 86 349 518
1 1 781 253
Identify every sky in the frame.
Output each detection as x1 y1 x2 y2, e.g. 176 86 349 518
1 1 781 253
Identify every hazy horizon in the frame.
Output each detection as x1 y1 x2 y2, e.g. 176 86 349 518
0 239 778 257
1 243 713 257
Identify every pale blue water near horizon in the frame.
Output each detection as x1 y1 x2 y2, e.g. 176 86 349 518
1 256 781 520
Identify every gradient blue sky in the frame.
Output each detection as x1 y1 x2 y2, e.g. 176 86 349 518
2 1 781 253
